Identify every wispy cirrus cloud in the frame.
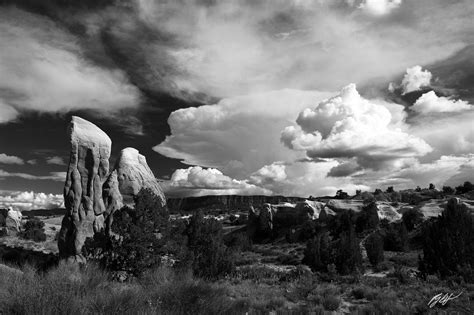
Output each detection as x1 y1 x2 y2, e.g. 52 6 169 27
0 169 66 182
0 8 140 124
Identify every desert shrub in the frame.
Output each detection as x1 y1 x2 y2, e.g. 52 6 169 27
442 185 455 194
400 191 423 205
402 208 423 231
299 220 324 241
365 231 384 267
306 211 362 275
225 231 252 251
302 232 332 272
335 223 363 275
360 192 375 204
20 217 46 242
322 295 340 311
141 266 242 313
83 188 169 277
355 201 379 233
382 222 408 252
0 213 5 226
455 181 474 194
360 298 409 315
419 198 474 282
351 285 378 300
387 265 412 284
335 189 349 199
185 211 235 279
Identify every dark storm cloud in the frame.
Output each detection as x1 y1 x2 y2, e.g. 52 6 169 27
327 160 362 177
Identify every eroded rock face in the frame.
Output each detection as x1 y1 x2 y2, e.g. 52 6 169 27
112 148 166 208
102 147 166 232
259 203 274 234
58 116 111 261
5 207 22 234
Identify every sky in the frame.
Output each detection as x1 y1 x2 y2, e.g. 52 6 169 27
0 0 473 209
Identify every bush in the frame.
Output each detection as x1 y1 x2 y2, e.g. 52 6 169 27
302 232 332 272
402 208 423 231
83 188 169 277
335 223 363 275
322 295 340 311
365 231 384 267
419 198 474 282
455 181 474 194
442 185 455 194
355 201 380 233
20 217 46 242
352 286 378 300
0 213 5 227
186 211 235 279
383 222 408 252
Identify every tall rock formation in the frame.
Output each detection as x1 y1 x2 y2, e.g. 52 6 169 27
103 147 166 231
58 116 112 262
112 148 166 207
58 117 167 261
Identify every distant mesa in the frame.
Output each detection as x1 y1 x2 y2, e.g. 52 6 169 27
58 116 166 262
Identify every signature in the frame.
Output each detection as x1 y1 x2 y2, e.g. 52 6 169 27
427 292 463 308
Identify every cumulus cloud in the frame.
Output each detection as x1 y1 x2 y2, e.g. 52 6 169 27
250 163 287 185
410 110 474 160
163 166 270 197
281 84 431 169
0 153 24 165
412 91 472 113
0 190 63 211
400 66 432 95
0 8 140 124
357 0 403 15
0 170 66 182
154 89 332 178
46 156 66 166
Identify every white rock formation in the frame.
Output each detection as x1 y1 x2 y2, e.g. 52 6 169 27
113 148 166 207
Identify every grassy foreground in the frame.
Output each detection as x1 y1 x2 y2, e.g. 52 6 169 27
1 261 473 315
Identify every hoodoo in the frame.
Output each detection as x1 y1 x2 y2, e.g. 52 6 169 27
58 116 112 262
58 117 167 262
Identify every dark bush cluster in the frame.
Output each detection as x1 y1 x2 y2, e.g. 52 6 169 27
364 231 384 267
20 217 46 242
84 188 235 280
382 222 408 252
419 198 474 282
303 211 362 275
401 208 423 231
455 181 474 195
185 211 235 279
355 201 380 233
83 189 170 277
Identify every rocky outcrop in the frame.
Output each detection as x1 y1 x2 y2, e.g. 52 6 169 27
102 147 166 232
5 207 22 235
259 204 274 234
58 117 167 262
110 148 166 208
58 116 112 262
167 195 305 213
